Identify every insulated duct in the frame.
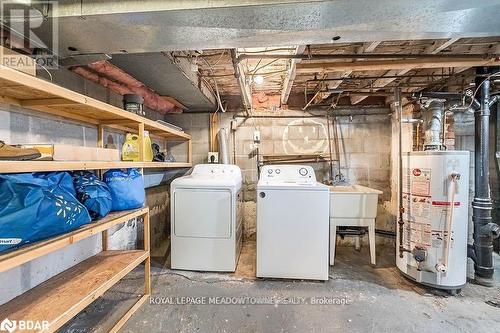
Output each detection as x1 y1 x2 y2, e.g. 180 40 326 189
217 128 230 164
71 61 181 114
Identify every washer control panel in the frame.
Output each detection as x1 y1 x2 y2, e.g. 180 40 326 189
259 165 316 182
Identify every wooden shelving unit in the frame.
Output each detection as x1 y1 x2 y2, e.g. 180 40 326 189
0 160 192 173
0 65 192 172
0 65 190 330
0 208 151 333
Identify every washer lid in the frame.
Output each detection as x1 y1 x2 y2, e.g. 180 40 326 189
172 176 242 192
257 181 329 191
172 164 242 192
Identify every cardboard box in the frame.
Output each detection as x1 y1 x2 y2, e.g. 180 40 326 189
21 144 120 161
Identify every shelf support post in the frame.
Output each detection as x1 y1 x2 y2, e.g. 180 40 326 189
144 210 151 295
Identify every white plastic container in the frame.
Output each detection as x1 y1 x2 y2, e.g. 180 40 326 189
329 185 382 219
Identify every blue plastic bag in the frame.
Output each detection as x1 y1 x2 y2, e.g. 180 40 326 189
72 171 112 220
103 168 145 211
0 172 91 252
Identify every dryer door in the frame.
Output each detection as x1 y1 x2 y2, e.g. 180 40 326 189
174 188 232 238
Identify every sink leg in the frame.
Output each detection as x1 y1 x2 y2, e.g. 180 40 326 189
369 221 376 265
355 236 361 251
330 223 336 265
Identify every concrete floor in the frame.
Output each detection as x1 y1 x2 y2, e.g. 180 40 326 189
61 243 500 333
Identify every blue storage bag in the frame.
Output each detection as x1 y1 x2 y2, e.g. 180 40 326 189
0 172 91 252
72 171 112 220
103 168 145 211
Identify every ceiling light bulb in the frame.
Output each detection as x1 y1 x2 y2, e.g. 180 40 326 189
253 75 264 85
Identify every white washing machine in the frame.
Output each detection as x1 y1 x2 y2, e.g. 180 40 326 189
257 165 330 280
170 164 243 271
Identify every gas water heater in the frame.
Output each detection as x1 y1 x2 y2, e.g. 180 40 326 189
396 151 470 290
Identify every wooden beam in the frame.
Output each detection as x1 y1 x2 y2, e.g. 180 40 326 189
281 45 306 104
426 38 460 54
363 41 382 53
297 58 499 73
319 42 381 104
350 38 462 104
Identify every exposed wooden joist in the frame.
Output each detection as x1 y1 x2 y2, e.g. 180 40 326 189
363 41 382 53
425 38 460 54
350 38 461 104
297 58 498 73
281 45 306 104
319 41 381 104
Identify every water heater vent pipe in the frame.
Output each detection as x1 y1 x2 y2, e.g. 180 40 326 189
423 100 445 150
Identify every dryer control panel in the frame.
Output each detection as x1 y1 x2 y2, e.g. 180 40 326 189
259 165 317 183
192 164 241 177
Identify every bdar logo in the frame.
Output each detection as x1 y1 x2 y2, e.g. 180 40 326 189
0 318 16 333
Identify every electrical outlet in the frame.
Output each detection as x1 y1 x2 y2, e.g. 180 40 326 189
207 152 219 163
253 130 261 144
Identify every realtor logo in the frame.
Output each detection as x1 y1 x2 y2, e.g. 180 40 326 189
0 318 16 333
0 0 59 69
0 318 49 332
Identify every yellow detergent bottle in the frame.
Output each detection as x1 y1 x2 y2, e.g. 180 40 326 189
122 133 140 161
143 130 154 162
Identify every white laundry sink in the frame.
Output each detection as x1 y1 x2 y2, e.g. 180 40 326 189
329 185 382 219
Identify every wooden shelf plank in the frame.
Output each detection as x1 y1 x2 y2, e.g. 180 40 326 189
0 66 191 141
0 250 148 333
0 208 149 273
0 160 192 173
141 162 192 168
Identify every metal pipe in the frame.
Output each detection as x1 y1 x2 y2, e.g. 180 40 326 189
326 113 335 183
402 118 424 124
217 128 230 164
413 92 463 100
395 88 406 258
471 66 500 286
375 229 397 237
237 53 491 62
307 74 455 83
423 100 445 150
232 110 390 119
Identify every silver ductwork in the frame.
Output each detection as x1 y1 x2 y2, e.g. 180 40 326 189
217 128 230 164
423 100 445 150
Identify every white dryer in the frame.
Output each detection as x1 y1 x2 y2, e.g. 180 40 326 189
257 165 329 280
170 164 243 271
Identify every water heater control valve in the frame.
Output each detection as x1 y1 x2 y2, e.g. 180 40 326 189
412 247 427 263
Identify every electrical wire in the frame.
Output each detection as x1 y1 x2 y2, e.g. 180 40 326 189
36 62 53 82
201 56 226 113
